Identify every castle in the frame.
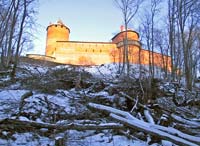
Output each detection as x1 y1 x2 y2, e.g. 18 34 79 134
28 20 171 71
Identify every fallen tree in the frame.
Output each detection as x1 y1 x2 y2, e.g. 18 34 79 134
88 102 200 146
171 113 200 128
0 118 123 135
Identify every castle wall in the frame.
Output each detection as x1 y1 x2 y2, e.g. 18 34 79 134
44 21 171 71
48 40 171 71
53 41 117 65
117 45 171 71
140 49 171 71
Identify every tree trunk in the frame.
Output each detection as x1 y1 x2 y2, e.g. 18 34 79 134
0 118 123 133
88 102 200 146
11 0 27 80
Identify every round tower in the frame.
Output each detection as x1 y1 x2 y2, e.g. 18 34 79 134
111 28 141 64
45 20 70 56
111 29 139 44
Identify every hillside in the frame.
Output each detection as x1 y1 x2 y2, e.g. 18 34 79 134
0 58 200 146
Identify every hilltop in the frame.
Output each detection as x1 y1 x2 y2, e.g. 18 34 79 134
0 58 200 146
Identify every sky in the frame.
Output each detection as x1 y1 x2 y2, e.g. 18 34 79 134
31 0 132 55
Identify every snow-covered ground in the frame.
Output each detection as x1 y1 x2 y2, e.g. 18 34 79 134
0 89 148 146
0 62 199 146
0 62 150 146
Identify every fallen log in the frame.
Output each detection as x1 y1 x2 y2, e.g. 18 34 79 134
0 118 123 133
88 102 200 146
171 113 200 128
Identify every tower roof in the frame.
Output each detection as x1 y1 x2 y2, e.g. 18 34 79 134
111 30 139 41
46 20 70 33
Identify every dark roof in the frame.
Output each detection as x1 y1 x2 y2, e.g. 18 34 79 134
111 30 139 41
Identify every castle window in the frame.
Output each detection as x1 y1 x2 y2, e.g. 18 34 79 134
85 49 87 52
100 49 102 53
55 25 57 27
93 49 94 52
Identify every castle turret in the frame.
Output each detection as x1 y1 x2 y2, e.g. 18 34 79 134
45 20 70 56
111 27 141 64
111 28 139 44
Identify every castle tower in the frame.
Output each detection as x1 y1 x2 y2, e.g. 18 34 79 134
45 20 70 57
111 28 140 44
111 28 141 64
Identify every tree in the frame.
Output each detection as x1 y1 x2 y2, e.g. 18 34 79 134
166 0 200 89
167 0 177 80
0 0 16 69
176 0 200 90
139 0 163 100
140 0 163 78
154 28 170 78
0 0 37 79
114 0 143 76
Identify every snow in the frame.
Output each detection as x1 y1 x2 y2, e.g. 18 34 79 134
20 64 49 75
144 110 155 124
0 89 149 146
52 65 70 70
111 113 199 146
65 130 147 146
84 63 153 78
84 134 147 146
0 90 28 119
84 63 119 78
169 88 175 93
89 103 200 146
19 116 30 121
0 76 10 82
161 140 174 146
171 114 200 127
1 63 199 145
0 90 28 101
0 131 146 146
0 87 147 146
89 91 110 97
0 133 54 146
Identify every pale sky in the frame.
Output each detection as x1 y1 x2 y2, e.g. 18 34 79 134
31 0 134 55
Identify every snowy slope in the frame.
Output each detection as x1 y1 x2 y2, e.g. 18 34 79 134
0 62 199 146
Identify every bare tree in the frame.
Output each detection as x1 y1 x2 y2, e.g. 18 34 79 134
166 0 200 89
141 12 152 76
154 28 169 79
176 0 200 90
0 0 16 69
0 0 37 78
141 0 163 78
10 0 28 79
167 0 177 80
167 0 184 83
139 0 163 100
114 0 143 76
